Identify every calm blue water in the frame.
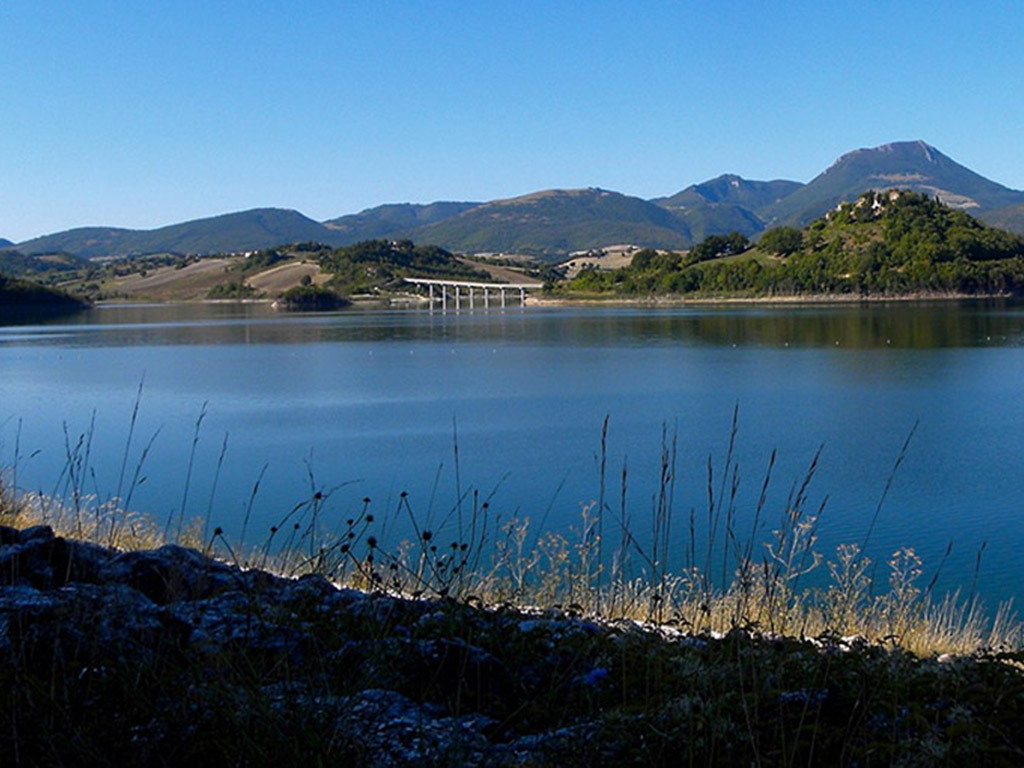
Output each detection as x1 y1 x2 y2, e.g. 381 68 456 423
2 301 1024 606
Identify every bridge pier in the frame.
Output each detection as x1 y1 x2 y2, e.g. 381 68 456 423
404 277 537 312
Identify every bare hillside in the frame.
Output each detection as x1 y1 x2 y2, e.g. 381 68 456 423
245 261 327 294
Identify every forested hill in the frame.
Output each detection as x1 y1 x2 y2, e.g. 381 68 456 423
310 239 490 294
410 188 694 256
322 202 482 244
0 273 87 309
14 209 341 260
565 190 1024 297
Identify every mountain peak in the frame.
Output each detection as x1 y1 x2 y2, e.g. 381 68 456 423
879 139 936 155
825 140 944 173
769 141 1024 228
492 187 617 205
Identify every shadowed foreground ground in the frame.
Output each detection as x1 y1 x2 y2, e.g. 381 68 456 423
2 524 1024 766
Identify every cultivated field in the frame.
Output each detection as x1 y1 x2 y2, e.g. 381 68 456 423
99 258 241 301
244 260 327 293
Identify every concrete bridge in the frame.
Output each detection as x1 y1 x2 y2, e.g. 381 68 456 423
403 277 541 310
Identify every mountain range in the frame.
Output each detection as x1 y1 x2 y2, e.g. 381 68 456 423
6 141 1024 261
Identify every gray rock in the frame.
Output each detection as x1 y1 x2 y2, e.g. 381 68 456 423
334 688 494 767
99 544 239 603
0 530 614 764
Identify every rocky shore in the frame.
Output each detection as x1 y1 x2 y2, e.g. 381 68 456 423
0 524 622 765
3 524 1024 766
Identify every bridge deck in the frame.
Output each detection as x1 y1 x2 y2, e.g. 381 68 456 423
403 277 540 290
402 277 540 309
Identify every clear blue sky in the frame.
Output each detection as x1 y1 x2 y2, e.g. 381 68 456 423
2 1 1023 242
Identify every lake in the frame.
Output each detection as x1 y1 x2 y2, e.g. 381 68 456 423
2 300 1024 607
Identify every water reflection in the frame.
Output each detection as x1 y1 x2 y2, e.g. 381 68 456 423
532 301 1024 349
0 304 89 327
4 299 1024 349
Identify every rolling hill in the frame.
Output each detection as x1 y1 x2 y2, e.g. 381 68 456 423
0 249 87 277
669 203 765 243
651 175 804 240
978 201 1024 234
654 175 803 214
0 238 13 249
322 201 481 244
15 208 343 259
651 176 802 241
406 188 694 256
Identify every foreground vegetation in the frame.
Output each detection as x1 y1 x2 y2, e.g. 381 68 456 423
3 417 1024 764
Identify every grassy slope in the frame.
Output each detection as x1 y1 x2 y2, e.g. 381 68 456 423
56 254 333 302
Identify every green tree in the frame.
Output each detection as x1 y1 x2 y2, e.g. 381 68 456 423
759 227 804 256
629 248 659 270
687 232 749 264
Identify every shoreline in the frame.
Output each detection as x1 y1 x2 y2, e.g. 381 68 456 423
528 290 1012 308
84 290 1017 311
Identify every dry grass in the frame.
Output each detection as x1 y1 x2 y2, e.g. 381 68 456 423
2 405 1020 659
558 245 640 278
457 257 544 285
100 257 241 300
5 476 1016 658
243 259 328 294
